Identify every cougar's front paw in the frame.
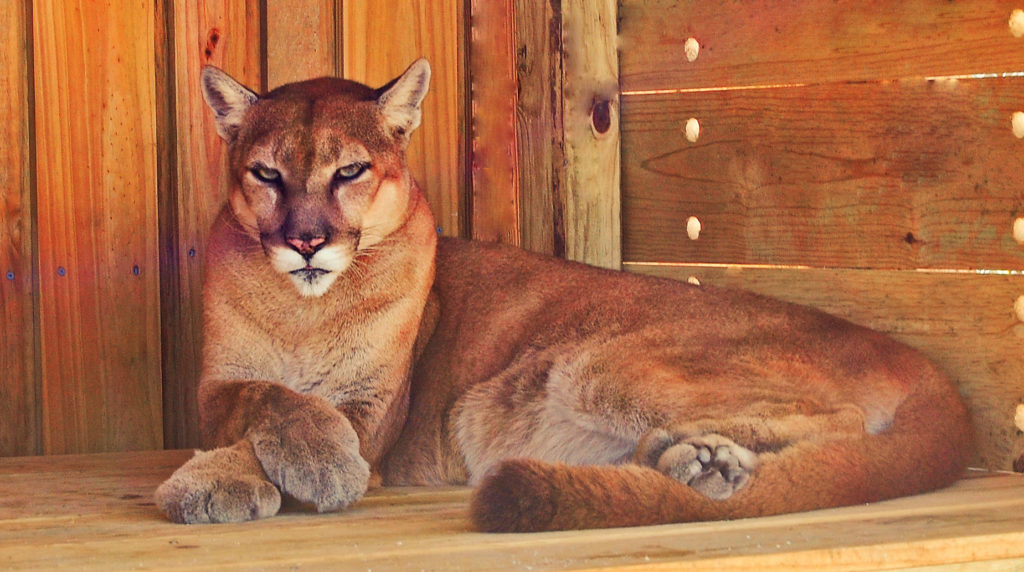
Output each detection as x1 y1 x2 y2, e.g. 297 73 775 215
636 429 758 500
155 441 281 524
249 411 370 513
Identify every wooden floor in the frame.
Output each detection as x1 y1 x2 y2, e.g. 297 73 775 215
1 450 1024 571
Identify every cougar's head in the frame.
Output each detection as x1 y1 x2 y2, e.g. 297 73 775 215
201 59 431 297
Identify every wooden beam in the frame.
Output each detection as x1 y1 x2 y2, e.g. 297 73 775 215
0 1 39 456
513 0 564 257
467 0 520 245
561 0 621 268
33 0 163 453
619 0 1024 92
621 78 1024 270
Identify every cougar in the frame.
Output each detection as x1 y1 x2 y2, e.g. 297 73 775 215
154 59 973 532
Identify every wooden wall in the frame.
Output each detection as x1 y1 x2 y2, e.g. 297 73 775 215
4 0 1022 473
618 0 1024 470
1 0 465 455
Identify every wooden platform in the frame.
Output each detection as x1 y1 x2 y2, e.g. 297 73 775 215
1 450 1024 570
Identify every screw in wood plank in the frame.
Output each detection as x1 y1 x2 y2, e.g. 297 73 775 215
5 271 13 280
188 248 196 258
133 265 140 276
57 266 66 277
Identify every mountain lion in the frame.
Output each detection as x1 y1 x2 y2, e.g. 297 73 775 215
155 59 973 532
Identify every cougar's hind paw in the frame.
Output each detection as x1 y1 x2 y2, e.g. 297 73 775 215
636 430 758 500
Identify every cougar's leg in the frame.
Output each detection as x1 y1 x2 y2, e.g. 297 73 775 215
453 342 874 497
155 439 281 524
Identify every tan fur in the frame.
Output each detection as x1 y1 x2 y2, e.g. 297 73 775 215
156 60 973 532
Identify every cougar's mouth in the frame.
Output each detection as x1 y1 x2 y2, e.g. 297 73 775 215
290 266 331 282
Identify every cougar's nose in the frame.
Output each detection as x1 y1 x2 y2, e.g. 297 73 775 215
286 235 327 256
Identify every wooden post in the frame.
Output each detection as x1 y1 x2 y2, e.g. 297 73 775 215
560 0 620 269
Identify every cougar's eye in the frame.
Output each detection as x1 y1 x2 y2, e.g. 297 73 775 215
334 162 369 183
250 165 282 184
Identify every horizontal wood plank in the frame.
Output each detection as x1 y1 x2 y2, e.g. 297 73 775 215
619 0 1024 92
627 263 1024 471
1 451 1024 570
621 78 1024 270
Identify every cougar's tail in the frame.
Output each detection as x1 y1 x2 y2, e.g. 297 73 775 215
470 377 973 532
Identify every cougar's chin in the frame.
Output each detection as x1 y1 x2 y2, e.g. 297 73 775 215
267 245 354 298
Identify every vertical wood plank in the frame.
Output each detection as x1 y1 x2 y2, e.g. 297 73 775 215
265 0 340 89
560 0 620 269
467 0 520 244
33 0 163 453
160 1 263 449
343 0 467 238
0 1 40 456
513 0 564 257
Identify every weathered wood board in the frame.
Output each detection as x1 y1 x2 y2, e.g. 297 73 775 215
619 0 1024 92
621 78 1024 270
1 451 1024 570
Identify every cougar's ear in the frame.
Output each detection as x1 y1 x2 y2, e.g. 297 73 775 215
376 58 431 141
200 65 259 142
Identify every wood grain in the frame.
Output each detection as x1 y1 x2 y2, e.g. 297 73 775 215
621 78 1024 269
561 0 620 268
512 0 564 257
628 263 1024 471
467 0 521 245
160 1 263 450
619 0 1024 92
2 450 1024 570
32 0 163 453
343 0 466 238
0 2 39 456
265 0 340 89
